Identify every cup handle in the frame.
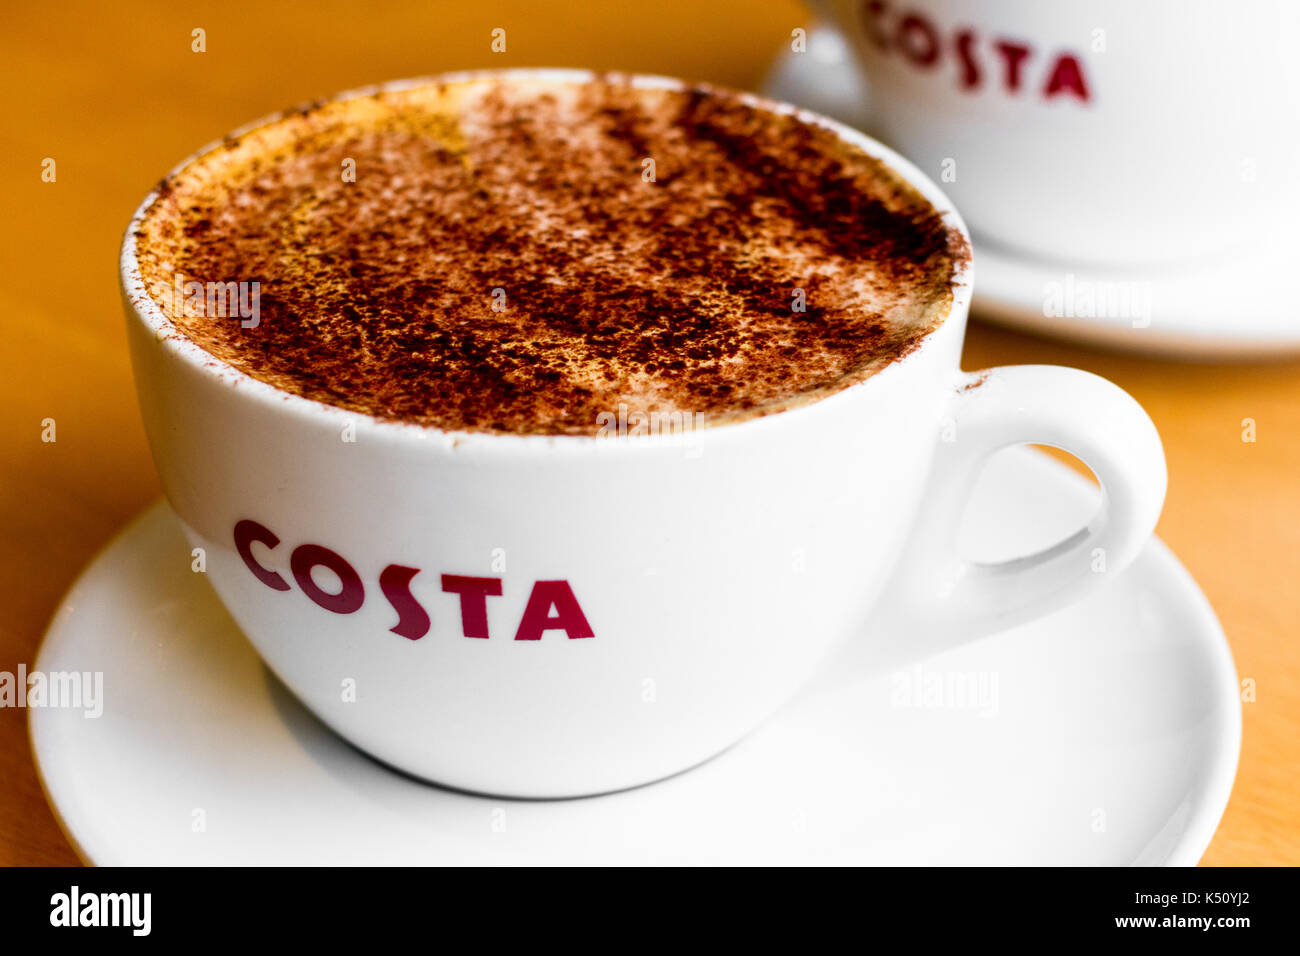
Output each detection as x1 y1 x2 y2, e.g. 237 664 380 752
885 365 1167 650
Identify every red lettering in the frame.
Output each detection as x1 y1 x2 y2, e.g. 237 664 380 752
514 581 595 641
441 574 503 639
230 522 599 642
1044 53 1090 102
994 40 1032 92
233 519 290 592
290 544 365 614
955 29 981 90
896 14 939 67
379 564 430 641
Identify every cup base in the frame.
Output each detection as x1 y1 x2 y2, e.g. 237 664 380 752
31 448 1238 864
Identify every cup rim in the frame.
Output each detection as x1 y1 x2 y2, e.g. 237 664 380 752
119 67 973 453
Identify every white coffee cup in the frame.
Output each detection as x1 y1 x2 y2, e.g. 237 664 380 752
120 69 1166 798
815 0 1300 267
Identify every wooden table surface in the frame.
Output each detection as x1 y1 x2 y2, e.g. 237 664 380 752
2 0 1295 866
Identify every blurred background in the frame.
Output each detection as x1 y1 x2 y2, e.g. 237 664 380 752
2 0 1297 865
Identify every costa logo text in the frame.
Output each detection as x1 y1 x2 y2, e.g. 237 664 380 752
234 519 595 642
860 1 1092 103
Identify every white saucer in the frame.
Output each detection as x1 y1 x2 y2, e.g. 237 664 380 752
762 26 1300 358
30 448 1239 865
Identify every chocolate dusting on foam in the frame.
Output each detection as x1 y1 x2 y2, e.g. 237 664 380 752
133 74 969 436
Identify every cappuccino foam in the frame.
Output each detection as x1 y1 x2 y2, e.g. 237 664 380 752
131 73 967 435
